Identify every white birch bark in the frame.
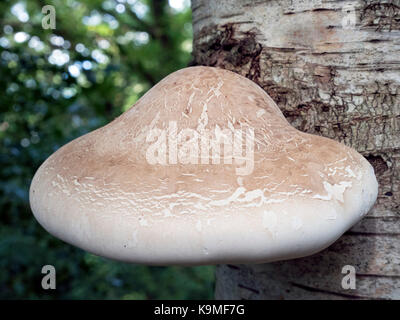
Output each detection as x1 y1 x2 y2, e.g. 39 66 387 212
191 0 400 299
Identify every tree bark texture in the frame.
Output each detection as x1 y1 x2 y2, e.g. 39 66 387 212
191 0 400 299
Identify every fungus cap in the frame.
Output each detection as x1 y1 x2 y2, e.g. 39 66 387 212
30 66 378 265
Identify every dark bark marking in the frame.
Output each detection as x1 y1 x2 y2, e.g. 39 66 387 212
345 231 400 237
227 264 240 270
193 23 262 81
365 155 389 176
289 282 382 300
361 2 400 32
357 273 400 279
238 284 260 294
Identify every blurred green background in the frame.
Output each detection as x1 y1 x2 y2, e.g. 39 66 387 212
0 0 215 299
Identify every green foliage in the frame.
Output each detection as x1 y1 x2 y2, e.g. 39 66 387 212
0 0 215 299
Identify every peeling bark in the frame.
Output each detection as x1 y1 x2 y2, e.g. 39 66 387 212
192 0 400 299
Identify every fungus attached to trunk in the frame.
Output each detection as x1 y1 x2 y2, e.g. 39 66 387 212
30 66 378 265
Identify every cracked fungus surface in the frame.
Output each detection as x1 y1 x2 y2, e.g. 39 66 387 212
30 66 378 264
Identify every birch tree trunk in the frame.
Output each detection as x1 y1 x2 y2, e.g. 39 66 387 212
191 0 400 299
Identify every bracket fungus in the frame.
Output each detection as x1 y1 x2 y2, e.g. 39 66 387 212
30 66 378 265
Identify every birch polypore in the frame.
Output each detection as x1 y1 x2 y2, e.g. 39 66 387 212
30 67 378 265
